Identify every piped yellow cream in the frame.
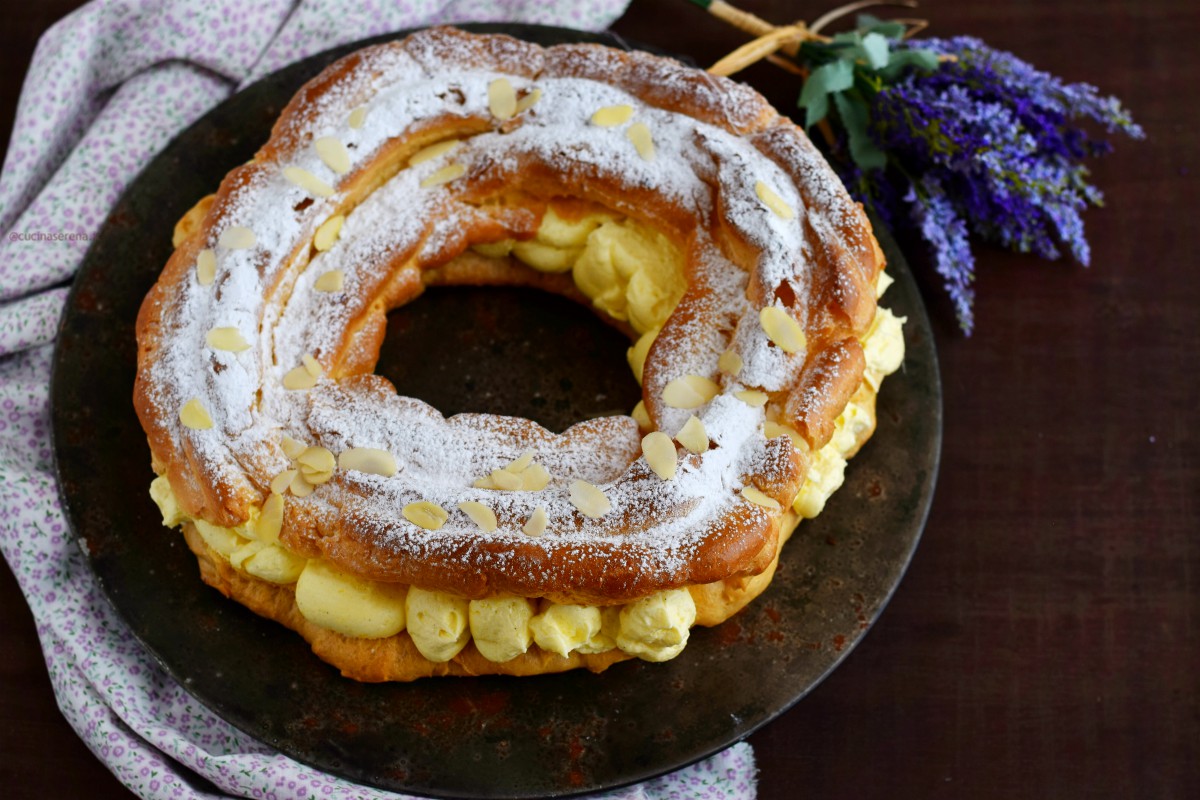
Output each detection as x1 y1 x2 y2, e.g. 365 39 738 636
406 587 470 662
473 205 686 338
230 539 306 584
616 587 696 662
530 603 609 657
469 596 536 662
572 219 684 335
295 559 408 638
149 476 187 528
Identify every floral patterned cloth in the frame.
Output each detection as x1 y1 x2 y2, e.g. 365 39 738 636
0 2 758 798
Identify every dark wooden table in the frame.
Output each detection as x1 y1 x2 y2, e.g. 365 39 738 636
1 1 1195 798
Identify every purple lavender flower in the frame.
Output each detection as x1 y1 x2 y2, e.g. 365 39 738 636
811 32 1141 333
905 176 975 333
917 37 1143 143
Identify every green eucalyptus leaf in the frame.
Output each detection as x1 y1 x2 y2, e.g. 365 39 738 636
798 71 827 108
878 58 904 82
798 59 855 127
799 40 846 70
833 92 887 171
860 32 890 70
831 30 862 49
879 47 941 81
798 75 826 127
908 48 941 70
874 21 908 39
803 93 829 129
858 14 907 40
820 59 855 92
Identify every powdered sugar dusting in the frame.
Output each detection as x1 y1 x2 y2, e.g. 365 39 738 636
139 29 871 596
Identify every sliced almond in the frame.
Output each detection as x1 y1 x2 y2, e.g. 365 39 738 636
591 104 634 127
281 436 307 460
404 500 449 531
218 226 256 250
283 166 335 198
270 469 298 495
515 87 542 113
569 480 611 518
626 122 655 161
196 249 217 286
338 447 398 477
718 348 743 377
488 77 517 120
523 506 548 537
760 306 807 353
313 215 344 252
458 501 497 533
641 431 677 480
410 139 460 166
631 400 651 430
627 328 657 384
742 486 782 511
283 365 318 390
256 492 283 544
301 353 323 378
676 415 709 454
505 451 534 473
420 162 466 188
179 398 213 430
490 469 523 491
764 420 809 452
314 270 344 292
662 374 720 409
520 463 550 491
314 136 351 174
735 389 769 407
206 326 250 352
289 471 314 497
755 180 795 220
348 106 368 129
296 446 335 484
302 470 333 486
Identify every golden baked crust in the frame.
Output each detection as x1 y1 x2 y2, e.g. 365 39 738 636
135 27 888 678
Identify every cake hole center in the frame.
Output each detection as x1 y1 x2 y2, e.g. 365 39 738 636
376 286 642 434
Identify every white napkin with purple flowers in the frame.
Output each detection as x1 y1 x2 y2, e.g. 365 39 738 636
0 1 757 797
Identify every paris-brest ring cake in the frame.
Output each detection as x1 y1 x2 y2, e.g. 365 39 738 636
135 27 906 681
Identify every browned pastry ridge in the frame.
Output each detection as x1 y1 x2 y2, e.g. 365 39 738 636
134 27 890 680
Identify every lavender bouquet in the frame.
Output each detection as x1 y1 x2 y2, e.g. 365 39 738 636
697 4 1143 333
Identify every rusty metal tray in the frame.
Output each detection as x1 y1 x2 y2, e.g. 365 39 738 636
51 23 941 799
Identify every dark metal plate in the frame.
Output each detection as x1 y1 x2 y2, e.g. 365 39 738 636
50 24 941 799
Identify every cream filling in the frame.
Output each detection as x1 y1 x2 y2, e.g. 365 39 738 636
472 205 687 339
295 559 407 638
469 596 536 662
154 471 695 663
156 469 696 662
150 212 905 666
